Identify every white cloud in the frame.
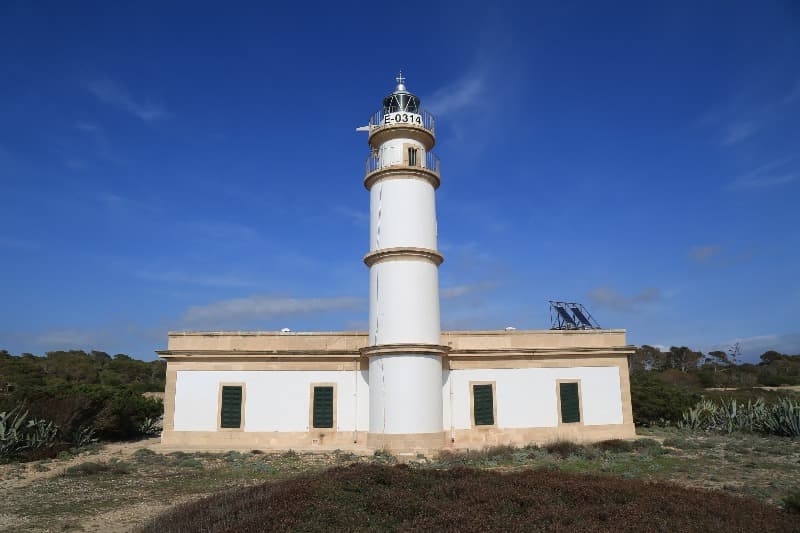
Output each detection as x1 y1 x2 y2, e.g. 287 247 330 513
183 295 364 324
703 333 800 363
589 286 660 312
87 80 168 122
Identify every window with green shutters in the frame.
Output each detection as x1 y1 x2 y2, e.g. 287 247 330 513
220 385 243 429
472 383 495 426
559 382 581 424
312 386 334 429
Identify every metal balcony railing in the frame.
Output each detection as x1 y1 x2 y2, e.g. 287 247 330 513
365 151 440 176
367 108 436 135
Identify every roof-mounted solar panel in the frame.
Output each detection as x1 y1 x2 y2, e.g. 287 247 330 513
549 301 601 330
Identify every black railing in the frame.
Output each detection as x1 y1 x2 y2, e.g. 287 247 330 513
367 108 436 134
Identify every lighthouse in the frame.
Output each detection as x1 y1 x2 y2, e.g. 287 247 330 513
360 73 448 450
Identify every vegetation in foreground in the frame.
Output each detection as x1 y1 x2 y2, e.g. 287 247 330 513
141 463 797 532
1 428 798 532
0 349 164 462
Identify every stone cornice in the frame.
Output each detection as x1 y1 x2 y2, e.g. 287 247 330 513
156 350 361 360
446 346 637 358
363 246 444 267
368 124 435 151
359 343 451 358
364 165 440 190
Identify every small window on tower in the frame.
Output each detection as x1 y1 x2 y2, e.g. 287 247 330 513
408 147 417 166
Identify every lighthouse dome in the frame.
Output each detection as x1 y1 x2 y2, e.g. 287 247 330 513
382 71 420 114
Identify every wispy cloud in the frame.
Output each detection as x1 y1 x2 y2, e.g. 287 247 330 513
183 295 364 324
721 121 759 145
87 80 168 122
332 205 369 227
589 286 660 312
0 235 40 251
135 269 256 288
730 157 797 189
689 244 722 263
425 73 488 119
441 281 499 300
703 332 800 363
171 220 260 243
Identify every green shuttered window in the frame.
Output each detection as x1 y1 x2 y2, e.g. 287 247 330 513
220 385 243 429
559 382 581 424
472 384 495 426
312 386 334 428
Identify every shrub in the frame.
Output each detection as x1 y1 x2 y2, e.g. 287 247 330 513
64 460 131 476
597 439 634 453
176 458 203 469
630 372 700 426
784 487 800 514
544 440 584 458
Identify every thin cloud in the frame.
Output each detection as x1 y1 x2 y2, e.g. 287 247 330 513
425 72 488 118
731 157 797 189
589 286 660 312
135 269 256 288
87 80 168 122
721 121 758 145
704 332 800 363
183 295 364 324
689 244 722 263
332 205 369 227
441 281 499 300
0 235 40 251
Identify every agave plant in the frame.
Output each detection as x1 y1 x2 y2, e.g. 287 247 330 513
680 397 800 437
0 406 60 460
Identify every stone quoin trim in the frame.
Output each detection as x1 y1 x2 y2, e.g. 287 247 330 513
363 246 444 267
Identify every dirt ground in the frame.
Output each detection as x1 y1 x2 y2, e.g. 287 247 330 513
1 429 798 532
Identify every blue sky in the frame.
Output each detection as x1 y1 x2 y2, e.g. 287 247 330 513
1 2 798 362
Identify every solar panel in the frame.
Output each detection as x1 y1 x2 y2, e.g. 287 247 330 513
570 306 593 328
555 305 577 328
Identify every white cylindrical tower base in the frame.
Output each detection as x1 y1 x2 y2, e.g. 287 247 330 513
367 353 444 450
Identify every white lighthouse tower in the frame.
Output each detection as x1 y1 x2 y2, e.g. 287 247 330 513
360 73 448 451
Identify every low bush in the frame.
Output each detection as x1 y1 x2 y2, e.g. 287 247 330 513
544 440 584 458
142 464 797 532
64 460 131 476
784 487 800 514
596 439 634 453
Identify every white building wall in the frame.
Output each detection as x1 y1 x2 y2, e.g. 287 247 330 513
443 367 624 430
173 370 369 432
